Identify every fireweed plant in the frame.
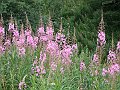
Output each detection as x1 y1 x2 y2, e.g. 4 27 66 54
0 12 120 90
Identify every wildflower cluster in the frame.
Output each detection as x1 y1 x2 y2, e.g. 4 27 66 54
1 12 120 90
102 63 120 76
90 12 120 79
31 16 77 76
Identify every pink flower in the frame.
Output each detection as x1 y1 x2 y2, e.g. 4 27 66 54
0 26 4 36
40 65 46 74
26 35 35 47
34 36 38 45
55 33 61 42
36 73 39 76
46 40 59 56
27 35 34 45
13 30 19 38
18 47 25 56
61 34 66 44
93 53 99 64
111 63 120 72
18 81 27 90
107 50 116 62
32 57 46 76
55 33 66 44
31 42 37 49
50 61 57 71
13 30 19 43
108 67 115 75
97 30 106 46
8 23 14 32
37 27 45 37
60 45 72 65
4 40 11 47
46 26 54 40
80 61 86 71
102 68 108 76
35 65 46 75
108 63 120 75
61 45 72 56
17 35 25 47
72 44 77 50
25 29 31 36
39 51 46 62
98 31 105 41
36 68 40 73
40 34 48 42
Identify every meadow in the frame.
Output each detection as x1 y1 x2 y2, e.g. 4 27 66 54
0 13 120 90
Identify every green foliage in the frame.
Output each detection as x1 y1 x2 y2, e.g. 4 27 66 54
1 46 120 90
0 0 120 52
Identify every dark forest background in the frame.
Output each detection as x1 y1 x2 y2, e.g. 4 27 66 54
0 0 120 52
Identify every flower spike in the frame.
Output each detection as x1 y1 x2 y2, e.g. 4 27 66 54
59 17 63 34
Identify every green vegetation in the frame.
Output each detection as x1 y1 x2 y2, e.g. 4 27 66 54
0 0 120 51
0 0 120 90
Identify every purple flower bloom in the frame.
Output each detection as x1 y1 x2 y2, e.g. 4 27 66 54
4 40 11 48
80 61 86 71
102 68 108 76
16 35 25 47
12 30 19 43
13 30 19 38
55 33 66 44
55 33 61 42
97 30 106 46
61 34 66 44
60 45 72 65
32 57 46 76
108 63 120 75
8 23 14 32
34 36 38 45
46 26 54 40
18 81 27 90
72 44 77 50
35 65 46 75
18 47 25 56
39 51 46 62
107 50 117 62
40 34 48 42
40 65 46 74
0 26 4 36
27 35 33 45
111 63 120 72
36 67 40 73
37 27 45 37
50 61 57 71
93 53 99 64
46 40 59 56
25 29 31 36
26 35 37 48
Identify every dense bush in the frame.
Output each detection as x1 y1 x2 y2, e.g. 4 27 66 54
0 0 120 51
